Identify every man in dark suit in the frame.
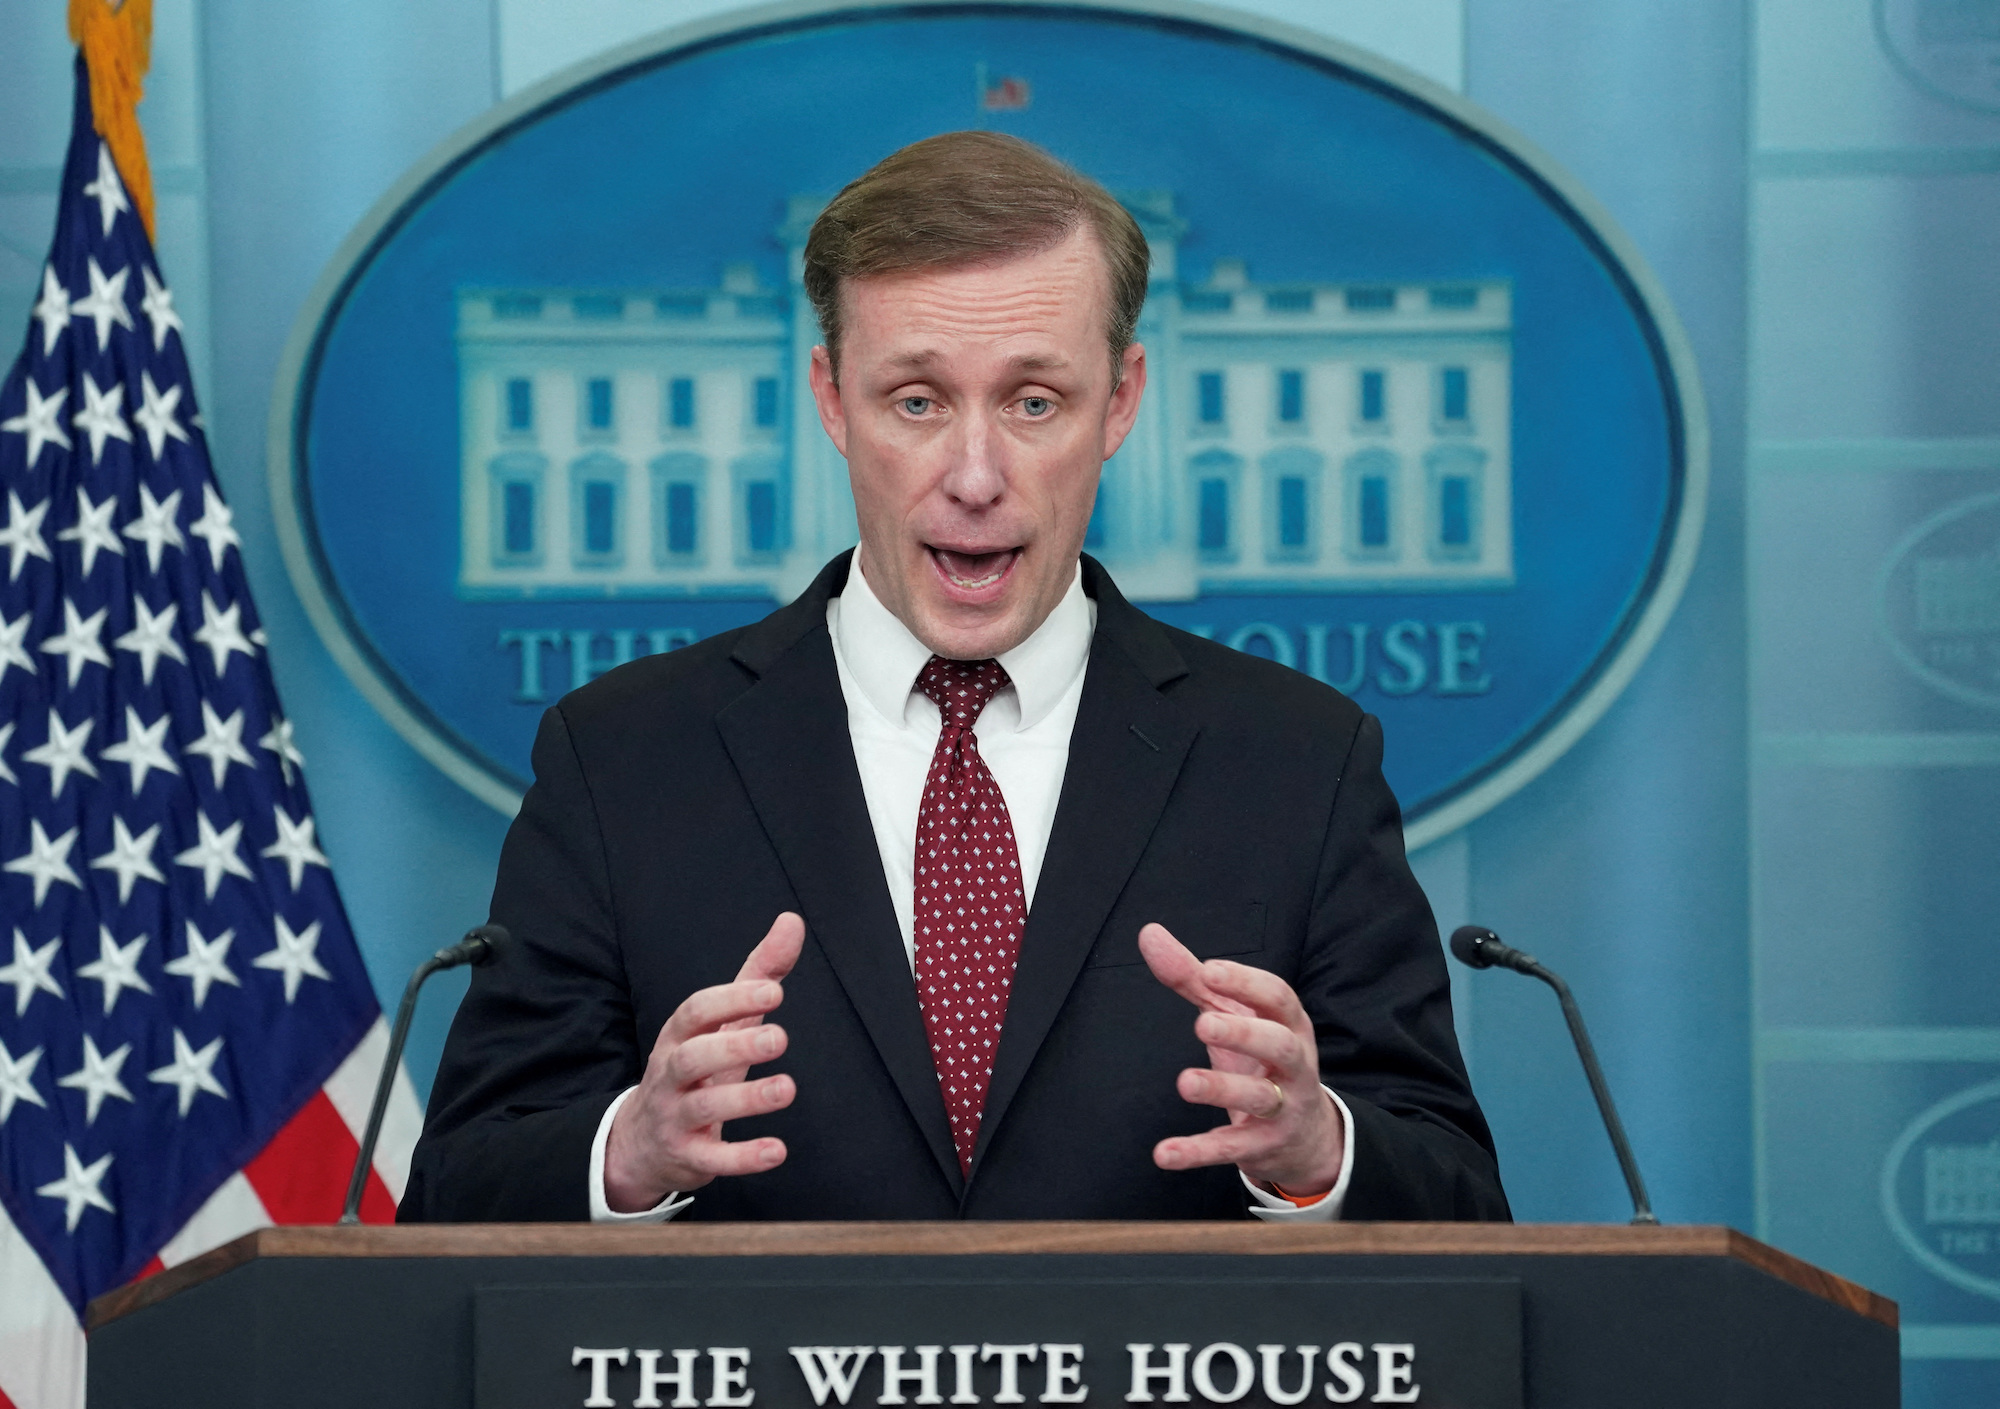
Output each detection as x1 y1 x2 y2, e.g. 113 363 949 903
401 132 1507 1225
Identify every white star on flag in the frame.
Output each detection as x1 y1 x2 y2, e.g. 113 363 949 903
74 926 155 1013
0 1039 49 1125
254 917 331 1003
70 370 133 465
88 817 166 903
3 820 83 906
0 610 34 684
22 708 99 799
0 721 14 785
121 482 183 571
38 598 112 686
260 715 305 784
132 370 189 461
100 705 181 792
0 490 53 581
148 1029 228 1117
174 811 255 899
193 591 257 675
56 484 125 574
36 1144 116 1233
164 921 241 1008
262 808 332 892
82 142 129 236
185 700 255 788
0 929 65 1016
113 594 188 683
189 483 240 568
71 255 134 352
32 265 72 355
0 379 72 469
56 1033 134 1126
139 265 184 351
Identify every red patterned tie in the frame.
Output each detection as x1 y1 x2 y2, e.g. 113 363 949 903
912 655 1027 1175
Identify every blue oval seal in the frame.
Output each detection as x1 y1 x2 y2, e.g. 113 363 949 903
271 0 1707 843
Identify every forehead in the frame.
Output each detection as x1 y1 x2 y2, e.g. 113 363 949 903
839 227 1112 367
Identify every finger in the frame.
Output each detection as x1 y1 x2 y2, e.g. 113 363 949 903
677 1073 796 1130
660 977 785 1046
1176 1066 1289 1118
679 1134 789 1179
736 912 806 985
666 1024 789 1089
1139 924 1216 1009
1194 1010 1305 1074
1153 1124 1272 1172
1202 958 1310 1028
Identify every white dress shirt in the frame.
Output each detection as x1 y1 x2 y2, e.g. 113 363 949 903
589 557 1353 1222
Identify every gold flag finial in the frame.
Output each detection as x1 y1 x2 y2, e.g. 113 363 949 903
68 0 156 241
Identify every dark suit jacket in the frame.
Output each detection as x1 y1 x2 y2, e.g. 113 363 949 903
401 553 1508 1222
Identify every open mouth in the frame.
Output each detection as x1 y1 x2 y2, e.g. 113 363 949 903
928 545 1021 591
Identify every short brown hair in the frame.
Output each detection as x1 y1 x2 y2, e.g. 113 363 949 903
802 131 1150 382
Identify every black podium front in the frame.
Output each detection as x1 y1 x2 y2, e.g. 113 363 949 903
84 1223 1898 1408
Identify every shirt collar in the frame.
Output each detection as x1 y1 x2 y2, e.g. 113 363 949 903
832 552 1094 734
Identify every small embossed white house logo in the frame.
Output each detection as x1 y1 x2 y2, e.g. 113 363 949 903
454 193 1514 604
1880 492 2000 709
1926 1139 2000 1225
1884 1078 2000 1299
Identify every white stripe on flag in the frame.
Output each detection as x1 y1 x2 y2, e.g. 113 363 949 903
0 1197 85 1409
321 1016 424 1203
155 1171 274 1269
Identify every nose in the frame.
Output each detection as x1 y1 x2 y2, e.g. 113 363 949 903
937 405 1007 509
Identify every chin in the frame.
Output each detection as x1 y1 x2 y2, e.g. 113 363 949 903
910 596 1034 661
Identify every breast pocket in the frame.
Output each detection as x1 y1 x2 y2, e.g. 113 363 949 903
1082 900 1266 969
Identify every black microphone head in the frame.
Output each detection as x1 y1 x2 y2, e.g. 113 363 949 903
432 924 508 971
1450 925 1501 969
463 924 507 965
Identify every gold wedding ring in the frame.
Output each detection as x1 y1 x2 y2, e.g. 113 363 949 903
1263 1080 1286 1118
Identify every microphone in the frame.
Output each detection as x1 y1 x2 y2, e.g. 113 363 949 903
339 925 506 1224
1449 925 1658 1226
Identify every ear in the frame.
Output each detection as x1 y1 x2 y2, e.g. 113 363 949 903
809 345 849 456
1101 342 1147 462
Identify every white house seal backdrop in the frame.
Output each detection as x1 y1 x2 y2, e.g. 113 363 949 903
271 0 1705 847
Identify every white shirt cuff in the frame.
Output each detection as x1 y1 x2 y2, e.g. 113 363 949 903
1243 1086 1355 1222
588 1086 695 1223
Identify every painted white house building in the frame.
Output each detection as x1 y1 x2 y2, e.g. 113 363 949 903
455 193 1513 602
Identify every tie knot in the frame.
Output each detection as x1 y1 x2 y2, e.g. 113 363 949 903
917 655 1010 730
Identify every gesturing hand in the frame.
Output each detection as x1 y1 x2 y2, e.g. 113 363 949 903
602 912 805 1213
1139 923 1345 1197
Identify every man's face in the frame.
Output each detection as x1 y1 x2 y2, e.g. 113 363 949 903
808 226 1146 661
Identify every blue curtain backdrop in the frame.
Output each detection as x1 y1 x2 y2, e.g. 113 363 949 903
2 2 1994 1403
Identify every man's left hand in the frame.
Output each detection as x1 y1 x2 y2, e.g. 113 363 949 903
1139 923 1345 1197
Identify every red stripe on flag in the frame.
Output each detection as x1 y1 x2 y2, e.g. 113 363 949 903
0 1385 16 1409
243 1090 397 1224
130 1255 165 1282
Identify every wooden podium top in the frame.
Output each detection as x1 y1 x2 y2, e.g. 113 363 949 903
86 1220 1896 1334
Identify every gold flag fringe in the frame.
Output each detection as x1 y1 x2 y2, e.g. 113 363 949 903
68 0 156 241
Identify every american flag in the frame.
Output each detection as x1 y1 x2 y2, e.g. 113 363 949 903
0 58 419 1409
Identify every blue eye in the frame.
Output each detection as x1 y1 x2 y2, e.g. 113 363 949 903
900 397 932 416
1021 397 1053 417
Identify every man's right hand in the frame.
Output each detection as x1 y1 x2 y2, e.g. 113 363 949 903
603 912 805 1212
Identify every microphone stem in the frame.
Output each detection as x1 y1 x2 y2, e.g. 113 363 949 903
1526 962 1658 1226
339 953 448 1225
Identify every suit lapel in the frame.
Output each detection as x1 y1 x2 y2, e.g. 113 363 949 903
716 556 964 1197
971 565 1197 1182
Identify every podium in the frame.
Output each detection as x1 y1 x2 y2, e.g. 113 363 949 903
85 1223 1897 1408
